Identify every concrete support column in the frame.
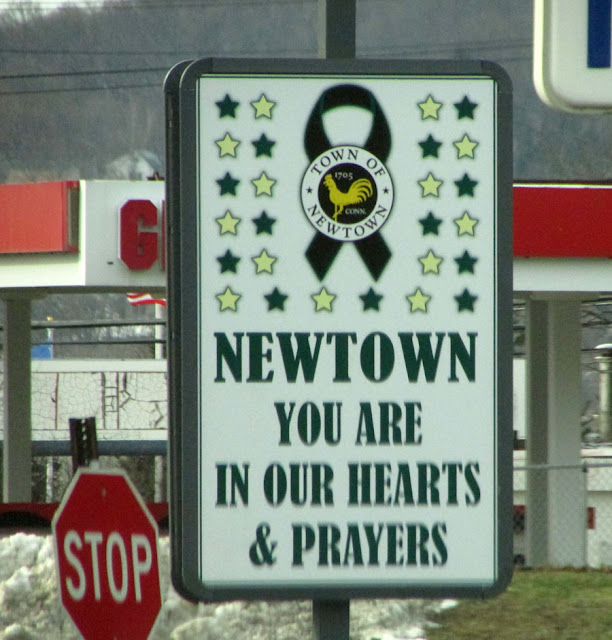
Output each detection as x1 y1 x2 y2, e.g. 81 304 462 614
525 298 549 566
2 297 32 502
524 296 586 567
547 298 585 567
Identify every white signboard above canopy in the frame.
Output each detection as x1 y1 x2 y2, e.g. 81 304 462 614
534 0 612 111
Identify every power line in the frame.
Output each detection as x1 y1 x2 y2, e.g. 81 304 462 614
0 50 315 89
0 45 532 84
0 81 158 95
0 65 168 80
0 0 308 8
0 34 532 57
360 42 531 57
0 60 531 94
0 47 187 55
383 39 532 53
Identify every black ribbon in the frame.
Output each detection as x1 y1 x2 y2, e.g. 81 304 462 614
304 84 392 281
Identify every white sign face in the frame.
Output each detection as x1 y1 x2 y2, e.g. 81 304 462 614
534 0 612 111
168 59 513 601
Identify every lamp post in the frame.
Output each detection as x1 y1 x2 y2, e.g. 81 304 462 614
595 344 612 442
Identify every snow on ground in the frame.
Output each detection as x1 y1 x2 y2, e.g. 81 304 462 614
0 533 456 639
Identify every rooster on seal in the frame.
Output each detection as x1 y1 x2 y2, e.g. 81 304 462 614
323 174 374 221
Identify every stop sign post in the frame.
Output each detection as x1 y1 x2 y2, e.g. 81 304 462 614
53 468 162 640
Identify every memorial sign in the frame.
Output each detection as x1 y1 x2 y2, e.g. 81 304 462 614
166 58 513 601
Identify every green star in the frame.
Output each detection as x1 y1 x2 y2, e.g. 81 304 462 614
418 134 442 158
454 95 478 119
252 249 276 274
455 173 478 197
419 173 442 197
359 287 383 311
216 286 240 311
216 172 240 195
407 287 430 313
251 94 275 118
265 287 288 311
216 94 239 118
252 211 276 235
216 210 240 235
418 95 442 119
419 211 442 236
252 171 276 196
455 211 478 236
419 249 443 274
312 287 335 312
217 249 240 273
252 133 276 157
455 250 478 274
215 132 240 157
454 134 478 159
455 288 477 312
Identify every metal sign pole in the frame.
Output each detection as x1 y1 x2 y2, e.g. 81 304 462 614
313 2 355 638
313 600 350 640
69 417 99 472
318 0 355 59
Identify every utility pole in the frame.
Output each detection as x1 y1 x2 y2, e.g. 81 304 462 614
312 2 355 638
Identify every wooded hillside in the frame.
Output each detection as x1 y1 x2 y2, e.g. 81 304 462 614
1 0 612 183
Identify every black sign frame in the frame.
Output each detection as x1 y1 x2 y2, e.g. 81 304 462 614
166 57 513 602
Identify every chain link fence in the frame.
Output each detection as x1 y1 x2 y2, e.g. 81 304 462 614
514 458 612 568
4 353 612 561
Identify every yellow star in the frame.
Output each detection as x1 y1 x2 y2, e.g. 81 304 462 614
215 132 240 157
216 286 240 311
455 211 478 236
252 249 276 274
312 287 335 311
216 210 240 235
454 134 478 158
418 95 442 119
407 287 430 313
252 171 276 196
419 250 443 274
418 173 442 197
251 93 275 118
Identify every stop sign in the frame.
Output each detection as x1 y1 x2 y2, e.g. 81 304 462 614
52 468 162 640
